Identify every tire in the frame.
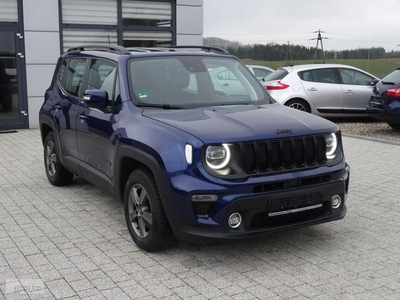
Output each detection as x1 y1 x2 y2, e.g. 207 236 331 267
44 132 74 186
124 168 174 252
285 99 311 113
387 122 400 130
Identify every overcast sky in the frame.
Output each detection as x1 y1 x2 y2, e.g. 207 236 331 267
203 0 399 52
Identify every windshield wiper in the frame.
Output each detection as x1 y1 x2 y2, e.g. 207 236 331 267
136 103 184 109
382 81 395 85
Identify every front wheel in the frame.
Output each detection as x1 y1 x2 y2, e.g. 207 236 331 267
285 99 311 113
44 132 74 186
124 168 174 252
387 122 400 130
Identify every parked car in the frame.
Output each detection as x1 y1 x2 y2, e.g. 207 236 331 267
366 68 400 129
39 45 349 252
246 64 274 81
264 64 379 117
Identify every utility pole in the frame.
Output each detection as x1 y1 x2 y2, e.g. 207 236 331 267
284 41 293 66
310 29 328 63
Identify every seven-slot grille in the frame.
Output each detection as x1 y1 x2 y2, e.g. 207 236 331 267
242 136 326 174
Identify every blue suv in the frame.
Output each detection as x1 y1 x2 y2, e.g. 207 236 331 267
39 45 350 252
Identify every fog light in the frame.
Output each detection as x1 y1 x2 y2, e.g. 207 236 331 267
332 195 342 209
228 213 242 228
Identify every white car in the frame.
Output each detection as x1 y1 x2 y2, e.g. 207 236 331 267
265 64 379 117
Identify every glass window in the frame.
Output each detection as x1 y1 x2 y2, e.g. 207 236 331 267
62 0 117 25
64 58 87 97
87 59 118 103
339 68 374 85
253 68 272 79
63 29 118 53
123 31 172 47
0 0 18 22
129 57 268 107
122 0 171 27
381 70 400 85
58 60 67 85
311 69 337 84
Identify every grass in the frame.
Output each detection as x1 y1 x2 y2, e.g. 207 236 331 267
241 58 400 78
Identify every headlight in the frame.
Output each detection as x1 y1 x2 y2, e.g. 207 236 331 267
205 144 231 170
325 133 337 159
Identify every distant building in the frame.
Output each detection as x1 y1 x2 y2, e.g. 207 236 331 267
0 0 203 130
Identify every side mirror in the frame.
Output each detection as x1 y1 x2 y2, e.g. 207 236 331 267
370 78 379 86
83 90 108 108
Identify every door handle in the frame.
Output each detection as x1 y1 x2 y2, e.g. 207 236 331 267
308 87 317 92
55 105 62 110
344 90 354 94
78 114 88 120
222 83 229 87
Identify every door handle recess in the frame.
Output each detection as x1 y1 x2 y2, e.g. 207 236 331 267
308 87 317 92
222 83 229 87
344 90 354 94
78 114 88 120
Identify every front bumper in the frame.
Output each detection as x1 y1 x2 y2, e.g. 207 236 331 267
162 163 350 244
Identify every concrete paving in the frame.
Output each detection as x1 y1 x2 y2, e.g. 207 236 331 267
0 129 399 300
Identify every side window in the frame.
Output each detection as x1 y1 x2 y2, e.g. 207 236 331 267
311 69 337 84
300 71 313 82
253 68 271 80
217 70 238 81
88 59 118 104
65 58 86 97
58 59 67 85
339 68 373 85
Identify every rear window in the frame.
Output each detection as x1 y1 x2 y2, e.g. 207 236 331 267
381 69 400 85
265 69 289 81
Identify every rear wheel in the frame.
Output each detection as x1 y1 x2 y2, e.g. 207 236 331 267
387 122 400 130
44 132 74 186
285 99 311 113
124 168 174 252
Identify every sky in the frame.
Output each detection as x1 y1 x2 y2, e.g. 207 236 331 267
203 0 400 52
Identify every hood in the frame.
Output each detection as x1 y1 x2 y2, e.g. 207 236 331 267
142 104 338 144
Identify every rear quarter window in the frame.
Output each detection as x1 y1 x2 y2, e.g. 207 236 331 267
265 69 289 81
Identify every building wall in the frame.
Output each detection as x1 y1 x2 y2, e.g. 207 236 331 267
23 0 60 128
23 0 203 128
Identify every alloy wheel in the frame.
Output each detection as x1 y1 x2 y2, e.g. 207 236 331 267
128 183 153 239
46 141 57 177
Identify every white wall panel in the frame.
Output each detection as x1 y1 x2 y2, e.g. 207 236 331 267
26 64 56 97
23 0 59 31
177 34 203 46
177 5 203 35
24 32 60 64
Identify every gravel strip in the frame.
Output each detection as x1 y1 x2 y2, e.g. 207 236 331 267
329 117 400 143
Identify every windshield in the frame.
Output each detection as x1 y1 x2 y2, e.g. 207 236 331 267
381 69 400 85
128 56 270 108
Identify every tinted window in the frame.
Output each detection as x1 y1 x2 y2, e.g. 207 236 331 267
338 68 374 85
58 60 67 85
381 69 400 85
86 59 118 105
265 69 289 81
300 69 337 84
65 58 86 97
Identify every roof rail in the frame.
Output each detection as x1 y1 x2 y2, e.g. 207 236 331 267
165 45 230 54
67 44 130 55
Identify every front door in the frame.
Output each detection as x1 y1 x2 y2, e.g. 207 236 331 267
0 27 27 130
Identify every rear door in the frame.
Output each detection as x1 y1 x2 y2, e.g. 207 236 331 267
337 68 376 114
299 68 343 114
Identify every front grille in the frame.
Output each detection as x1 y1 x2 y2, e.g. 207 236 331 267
243 136 326 174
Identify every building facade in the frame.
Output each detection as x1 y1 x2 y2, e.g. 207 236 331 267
0 0 203 130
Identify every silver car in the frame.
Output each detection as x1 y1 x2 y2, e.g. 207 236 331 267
265 64 379 117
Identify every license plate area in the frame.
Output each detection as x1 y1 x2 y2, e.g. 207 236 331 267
268 192 323 217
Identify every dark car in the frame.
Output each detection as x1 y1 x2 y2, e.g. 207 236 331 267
367 68 400 129
39 45 350 252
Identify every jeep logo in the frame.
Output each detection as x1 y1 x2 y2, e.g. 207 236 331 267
276 129 293 134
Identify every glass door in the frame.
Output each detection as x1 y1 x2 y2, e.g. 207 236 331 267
0 28 27 130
